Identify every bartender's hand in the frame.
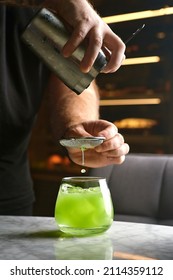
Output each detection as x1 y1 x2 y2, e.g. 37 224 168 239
63 120 130 168
44 0 125 73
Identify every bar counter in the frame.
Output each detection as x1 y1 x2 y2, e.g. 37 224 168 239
0 216 173 260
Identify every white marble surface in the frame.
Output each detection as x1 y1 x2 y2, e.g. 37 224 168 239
0 216 173 260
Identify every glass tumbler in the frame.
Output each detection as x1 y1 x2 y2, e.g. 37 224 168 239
54 177 114 236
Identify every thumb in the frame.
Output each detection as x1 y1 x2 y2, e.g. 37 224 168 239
97 123 118 140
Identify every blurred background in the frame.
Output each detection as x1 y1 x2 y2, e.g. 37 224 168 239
28 0 173 215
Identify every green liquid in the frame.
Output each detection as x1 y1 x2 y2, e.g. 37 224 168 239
55 184 114 236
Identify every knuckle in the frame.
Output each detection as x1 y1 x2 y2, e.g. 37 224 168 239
82 14 91 23
117 155 126 164
116 38 125 51
125 143 130 154
120 41 126 51
93 36 102 47
117 133 125 143
77 28 86 40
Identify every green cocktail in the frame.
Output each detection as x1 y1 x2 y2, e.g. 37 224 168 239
55 177 114 236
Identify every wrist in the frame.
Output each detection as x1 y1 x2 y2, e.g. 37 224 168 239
0 0 43 7
0 0 62 9
43 0 63 12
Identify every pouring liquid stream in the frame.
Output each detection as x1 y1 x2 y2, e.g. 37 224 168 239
59 137 106 174
81 147 86 173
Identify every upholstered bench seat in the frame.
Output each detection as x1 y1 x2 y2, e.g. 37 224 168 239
89 154 173 226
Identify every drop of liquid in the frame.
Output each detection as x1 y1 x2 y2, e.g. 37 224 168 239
81 168 86 174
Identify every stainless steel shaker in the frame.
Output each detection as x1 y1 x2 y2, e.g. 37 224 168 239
22 8 107 94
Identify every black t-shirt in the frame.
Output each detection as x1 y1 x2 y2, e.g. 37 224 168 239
0 6 50 213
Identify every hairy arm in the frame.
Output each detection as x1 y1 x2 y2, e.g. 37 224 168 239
0 0 65 10
46 74 99 141
45 74 130 168
0 0 44 6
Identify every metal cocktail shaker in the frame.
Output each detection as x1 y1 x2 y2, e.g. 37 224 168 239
22 8 107 94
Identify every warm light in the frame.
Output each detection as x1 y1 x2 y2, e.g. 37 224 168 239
100 98 161 106
114 251 156 260
123 56 160 65
103 7 173 23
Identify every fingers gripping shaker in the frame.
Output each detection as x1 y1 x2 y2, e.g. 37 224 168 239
22 8 107 94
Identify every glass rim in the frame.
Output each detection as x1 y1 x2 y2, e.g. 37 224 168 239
62 176 106 182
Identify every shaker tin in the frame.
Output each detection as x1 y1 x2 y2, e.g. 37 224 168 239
22 8 107 94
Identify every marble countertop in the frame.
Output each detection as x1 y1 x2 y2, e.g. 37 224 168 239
0 216 173 260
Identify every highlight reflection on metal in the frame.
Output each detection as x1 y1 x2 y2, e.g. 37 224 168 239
22 8 107 95
125 24 145 44
59 137 105 149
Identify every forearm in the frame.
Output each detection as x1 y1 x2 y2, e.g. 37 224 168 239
0 0 62 9
46 75 99 141
0 0 91 11
0 0 41 6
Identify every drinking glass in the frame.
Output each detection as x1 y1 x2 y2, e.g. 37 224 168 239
55 234 113 259
54 176 114 236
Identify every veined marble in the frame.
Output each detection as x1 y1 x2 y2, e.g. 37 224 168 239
0 216 173 260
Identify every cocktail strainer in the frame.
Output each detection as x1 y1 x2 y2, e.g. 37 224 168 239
59 136 105 149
